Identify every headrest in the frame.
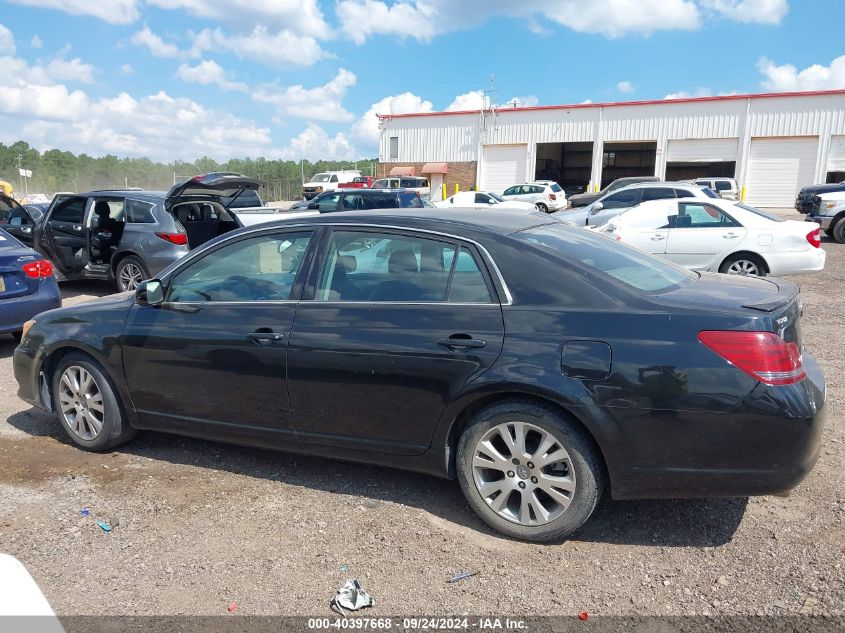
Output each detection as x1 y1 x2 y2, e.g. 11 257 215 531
388 249 418 274
337 255 357 273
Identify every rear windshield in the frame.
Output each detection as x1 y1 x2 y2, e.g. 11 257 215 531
515 223 695 293
221 190 263 208
550 183 563 192
736 203 786 222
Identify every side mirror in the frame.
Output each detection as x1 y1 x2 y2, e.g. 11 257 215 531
308 202 318 210
136 279 164 306
590 202 604 214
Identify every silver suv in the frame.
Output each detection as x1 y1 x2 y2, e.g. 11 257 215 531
20 173 259 292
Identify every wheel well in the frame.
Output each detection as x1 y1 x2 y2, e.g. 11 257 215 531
445 393 609 485
721 250 769 273
111 251 143 274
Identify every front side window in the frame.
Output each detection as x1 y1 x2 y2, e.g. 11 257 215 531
715 181 733 191
315 231 492 303
312 174 331 183
602 188 640 208
677 203 739 228
330 175 339 183
49 197 85 224
167 232 312 302
315 193 342 212
125 199 156 223
503 186 519 196
372 179 388 189
475 193 492 204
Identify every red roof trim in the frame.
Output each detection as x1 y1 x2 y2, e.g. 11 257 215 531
377 89 845 121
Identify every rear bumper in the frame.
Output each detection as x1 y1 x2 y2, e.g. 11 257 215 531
0 281 61 335
610 352 826 500
765 248 826 276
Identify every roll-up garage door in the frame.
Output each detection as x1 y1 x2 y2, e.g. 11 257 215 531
745 137 819 207
666 138 739 163
480 144 527 194
828 136 845 172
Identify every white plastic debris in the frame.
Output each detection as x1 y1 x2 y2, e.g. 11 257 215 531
331 579 375 616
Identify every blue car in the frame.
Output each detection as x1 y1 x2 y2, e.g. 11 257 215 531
0 227 61 340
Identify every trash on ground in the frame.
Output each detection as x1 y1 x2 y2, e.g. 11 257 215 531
227 602 238 613
331 579 374 616
578 611 589 621
110 516 120 528
95 520 111 533
447 571 478 583
80 509 90 517
339 564 350 572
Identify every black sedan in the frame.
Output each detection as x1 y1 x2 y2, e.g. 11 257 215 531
13 210 825 542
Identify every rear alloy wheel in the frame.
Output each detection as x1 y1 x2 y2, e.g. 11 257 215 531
535 202 548 213
719 253 767 277
456 400 604 542
52 352 136 451
115 255 148 292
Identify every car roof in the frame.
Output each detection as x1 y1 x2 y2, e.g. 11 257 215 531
80 190 167 201
613 181 704 191
253 208 556 237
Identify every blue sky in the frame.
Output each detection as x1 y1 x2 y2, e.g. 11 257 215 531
0 0 843 161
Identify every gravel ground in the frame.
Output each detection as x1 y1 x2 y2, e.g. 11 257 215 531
0 212 842 618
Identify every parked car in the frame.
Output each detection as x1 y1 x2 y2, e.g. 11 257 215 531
804 191 845 242
795 181 845 214
25 173 259 292
597 198 825 277
1 193 44 242
0 227 61 340
302 170 362 200
556 182 718 227
288 188 424 213
501 182 566 212
436 191 536 212
22 203 48 222
371 177 431 199
339 176 375 189
19 193 50 205
567 176 660 208
691 178 739 201
14 210 825 542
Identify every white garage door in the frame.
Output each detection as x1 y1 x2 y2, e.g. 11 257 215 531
480 144 527 194
746 137 819 207
828 135 845 172
666 138 739 163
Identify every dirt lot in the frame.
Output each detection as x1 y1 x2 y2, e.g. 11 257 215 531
0 212 842 618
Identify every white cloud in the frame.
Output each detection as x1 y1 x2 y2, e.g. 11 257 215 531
46 57 96 84
617 80 635 94
700 0 788 24
272 123 357 161
664 87 713 99
146 0 329 38
195 27 329 68
338 0 701 42
0 23 15 56
446 90 538 111
176 60 248 92
351 92 434 148
30 35 42 49
131 25 183 58
758 55 845 92
4 0 140 24
121 64 134 74
253 68 357 122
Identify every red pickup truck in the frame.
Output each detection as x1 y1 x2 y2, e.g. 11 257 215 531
338 176 375 189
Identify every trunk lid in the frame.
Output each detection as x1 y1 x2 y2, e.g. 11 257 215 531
0 231 43 299
165 173 262 210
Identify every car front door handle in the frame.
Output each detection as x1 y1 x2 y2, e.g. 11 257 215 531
650 234 666 241
247 331 284 345
437 337 487 350
723 232 739 239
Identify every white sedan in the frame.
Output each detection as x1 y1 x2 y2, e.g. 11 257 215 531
436 190 536 212
597 198 825 277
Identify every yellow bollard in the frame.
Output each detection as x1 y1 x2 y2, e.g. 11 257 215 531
740 185 747 202
455 183 460 194
441 183 446 200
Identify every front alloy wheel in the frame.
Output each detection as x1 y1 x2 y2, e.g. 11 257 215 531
726 259 761 276
472 421 576 526
118 262 144 291
58 365 105 441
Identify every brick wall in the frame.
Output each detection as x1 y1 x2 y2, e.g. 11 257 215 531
377 161 478 195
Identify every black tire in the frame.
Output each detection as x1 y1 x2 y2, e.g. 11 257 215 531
114 255 149 292
456 399 605 542
824 228 834 238
718 252 768 277
832 218 845 244
51 352 136 451
535 202 548 213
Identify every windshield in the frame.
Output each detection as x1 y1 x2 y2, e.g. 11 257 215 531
515 223 695 293
701 187 719 198
311 174 331 182
736 203 786 222
489 193 505 202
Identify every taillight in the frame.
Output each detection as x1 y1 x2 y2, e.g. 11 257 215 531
698 331 805 386
549 193 557 200
155 232 188 245
806 228 821 248
22 259 54 279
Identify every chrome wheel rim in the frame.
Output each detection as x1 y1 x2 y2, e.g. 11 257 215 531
535 203 546 212
472 421 576 526
727 259 760 276
58 366 105 441
119 263 144 290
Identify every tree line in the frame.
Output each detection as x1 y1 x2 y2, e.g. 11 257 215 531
0 140 378 201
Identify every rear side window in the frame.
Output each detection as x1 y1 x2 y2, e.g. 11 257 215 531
50 197 85 224
642 187 676 201
677 202 739 228
694 180 711 187
715 181 733 191
126 199 156 223
444 247 494 303
602 188 640 208
397 192 423 208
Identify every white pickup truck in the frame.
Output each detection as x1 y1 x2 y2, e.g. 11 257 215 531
805 190 845 243
302 170 362 200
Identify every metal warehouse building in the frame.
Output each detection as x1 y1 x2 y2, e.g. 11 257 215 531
377 89 845 207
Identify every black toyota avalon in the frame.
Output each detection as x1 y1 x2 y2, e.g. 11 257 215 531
13 209 825 542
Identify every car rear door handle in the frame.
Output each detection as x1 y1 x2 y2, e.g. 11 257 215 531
650 234 666 241
723 232 739 238
437 336 487 350
247 330 284 345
